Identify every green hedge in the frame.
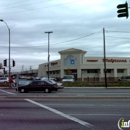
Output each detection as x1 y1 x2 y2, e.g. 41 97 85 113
0 82 10 87
1 81 130 87
0 82 16 87
63 82 130 87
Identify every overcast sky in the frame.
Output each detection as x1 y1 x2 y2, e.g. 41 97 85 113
0 0 130 72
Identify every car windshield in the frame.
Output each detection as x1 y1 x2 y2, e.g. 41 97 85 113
45 80 55 84
121 76 126 79
63 76 73 79
49 80 56 84
18 80 31 86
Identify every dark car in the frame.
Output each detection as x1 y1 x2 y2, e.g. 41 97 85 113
18 80 31 86
118 76 130 81
16 80 58 93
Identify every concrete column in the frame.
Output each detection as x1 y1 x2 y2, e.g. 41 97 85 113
60 69 64 78
113 68 117 81
126 69 129 75
114 69 117 78
77 69 81 79
100 69 103 81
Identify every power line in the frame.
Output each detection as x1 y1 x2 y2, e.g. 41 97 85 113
51 30 102 45
1 30 129 49
0 0 82 15
0 0 51 9
106 30 130 33
0 0 31 7
106 35 130 40
0 30 102 48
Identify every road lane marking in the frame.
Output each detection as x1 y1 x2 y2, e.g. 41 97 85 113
69 114 130 116
0 89 15 95
25 99 96 130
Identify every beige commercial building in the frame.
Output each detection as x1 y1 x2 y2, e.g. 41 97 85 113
38 48 130 81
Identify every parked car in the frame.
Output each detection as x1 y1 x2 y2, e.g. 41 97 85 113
33 76 40 80
42 79 64 90
0 77 9 84
26 76 33 80
16 80 58 93
0 77 15 84
41 77 56 81
62 75 74 82
19 76 26 79
118 76 130 81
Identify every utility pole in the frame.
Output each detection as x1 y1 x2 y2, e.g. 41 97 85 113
21 65 24 72
45 31 53 80
103 28 107 88
29 66 32 71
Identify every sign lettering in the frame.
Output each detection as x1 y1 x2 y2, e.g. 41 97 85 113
103 59 127 63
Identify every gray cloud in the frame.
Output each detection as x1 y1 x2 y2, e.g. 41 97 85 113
0 0 129 72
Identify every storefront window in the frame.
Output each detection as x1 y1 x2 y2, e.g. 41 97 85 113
87 69 98 73
117 69 124 73
104 69 111 73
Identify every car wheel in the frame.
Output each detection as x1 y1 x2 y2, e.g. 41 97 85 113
20 88 25 93
44 88 50 93
4 81 7 84
55 88 58 91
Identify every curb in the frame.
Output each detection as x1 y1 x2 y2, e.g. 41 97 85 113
4 96 130 100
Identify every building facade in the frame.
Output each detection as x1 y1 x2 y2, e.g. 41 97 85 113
38 48 130 81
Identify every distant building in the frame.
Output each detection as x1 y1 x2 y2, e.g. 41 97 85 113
12 69 38 77
38 48 130 81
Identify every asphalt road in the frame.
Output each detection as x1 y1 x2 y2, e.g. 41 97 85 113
1 87 130 99
0 87 130 130
0 98 130 130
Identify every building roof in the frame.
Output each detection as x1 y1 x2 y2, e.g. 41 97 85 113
58 48 87 54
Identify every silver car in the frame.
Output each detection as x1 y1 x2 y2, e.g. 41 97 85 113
0 77 9 84
62 75 74 82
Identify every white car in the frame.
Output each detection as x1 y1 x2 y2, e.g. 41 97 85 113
0 77 9 84
0 77 15 84
62 75 74 82
41 77 56 81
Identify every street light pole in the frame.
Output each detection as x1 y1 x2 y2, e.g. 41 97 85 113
0 19 11 87
45 31 53 80
103 28 107 88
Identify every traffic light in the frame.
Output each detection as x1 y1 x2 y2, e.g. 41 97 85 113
3 59 7 67
12 60 15 67
117 2 129 18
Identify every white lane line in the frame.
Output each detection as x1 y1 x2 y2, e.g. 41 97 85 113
0 89 15 95
25 99 95 130
69 114 130 116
